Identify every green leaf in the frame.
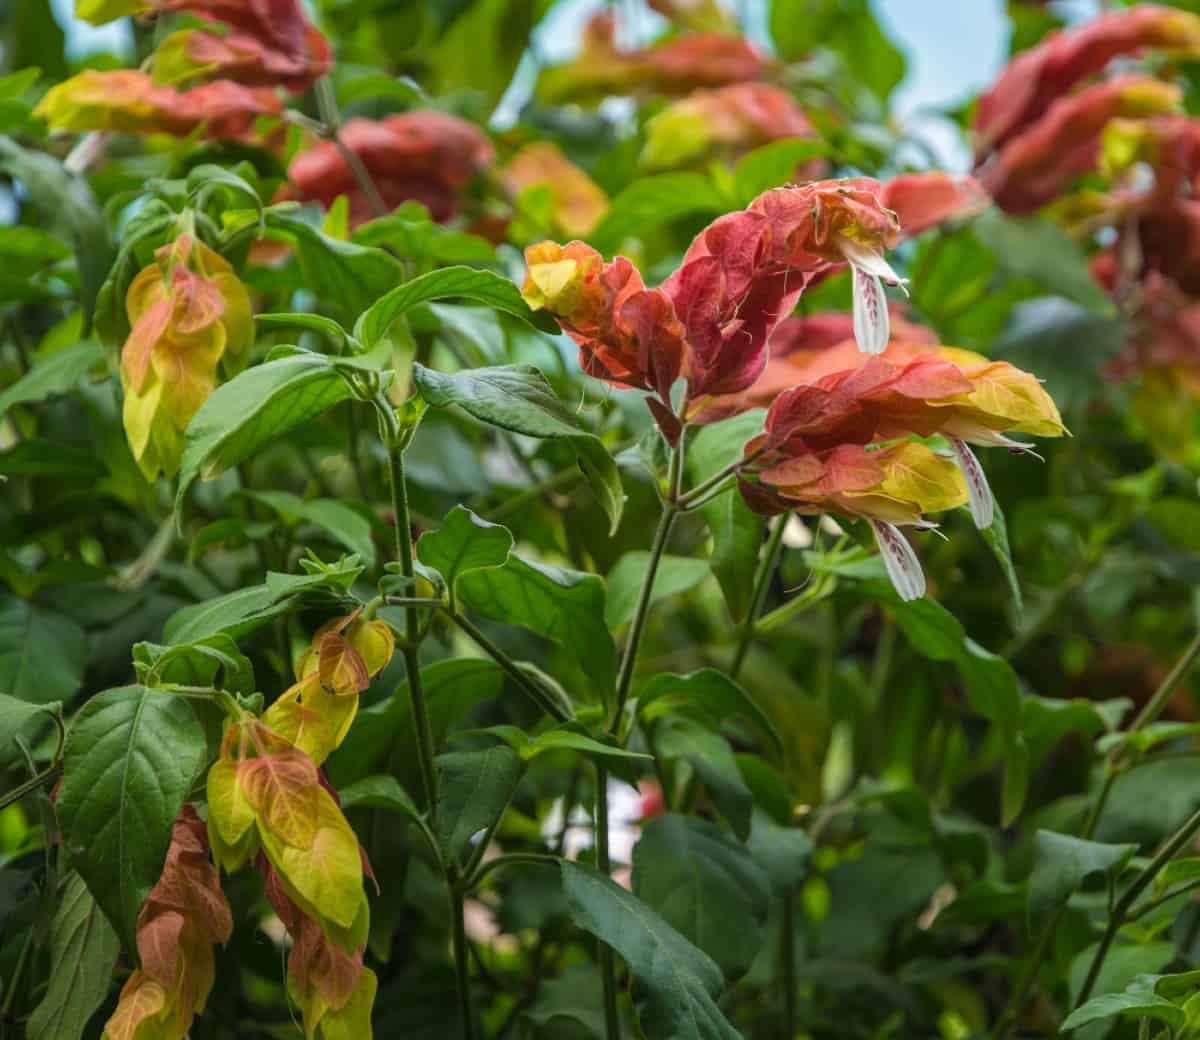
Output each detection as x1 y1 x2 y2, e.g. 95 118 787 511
632 814 770 979
0 692 59 751
746 809 813 895
255 312 352 350
864 583 1020 731
355 265 556 348
338 775 422 822
770 0 904 99
687 413 766 622
560 861 740 1040
605 552 709 630
0 137 111 331
980 500 1024 622
163 562 362 644
0 340 103 417
588 173 728 254
25 872 122 1040
733 138 832 205
417 505 513 596
1062 973 1200 1033
93 199 176 351
265 208 403 323
1028 830 1138 934
0 598 88 705
654 715 754 839
175 353 356 516
327 658 505 792
243 490 377 568
56 685 207 954
639 669 782 756
975 209 1115 314
435 745 523 863
132 634 255 696
413 362 624 533
353 203 496 265
458 552 616 696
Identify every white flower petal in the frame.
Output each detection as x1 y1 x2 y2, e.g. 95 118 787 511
836 235 905 286
948 435 994 529
869 519 926 601
852 265 890 355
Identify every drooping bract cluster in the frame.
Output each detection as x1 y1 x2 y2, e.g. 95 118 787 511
525 177 1065 600
120 234 253 481
973 4 1200 463
102 807 232 1040
203 613 393 1038
38 0 331 140
287 112 494 228
536 10 769 105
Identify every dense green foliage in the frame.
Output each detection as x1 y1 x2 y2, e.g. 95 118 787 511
3 1 1200 1039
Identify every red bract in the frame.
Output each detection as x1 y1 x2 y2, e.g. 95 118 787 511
642 83 821 170
35 69 282 140
974 4 1200 157
538 11 768 103
1138 197 1200 295
981 76 1181 214
287 113 494 227
878 173 989 238
155 23 332 92
1109 273 1200 380
522 241 684 403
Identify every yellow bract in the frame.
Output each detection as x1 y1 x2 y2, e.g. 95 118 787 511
119 235 253 480
75 0 144 25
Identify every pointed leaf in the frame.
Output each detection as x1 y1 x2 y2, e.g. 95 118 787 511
25 872 122 1040
417 505 513 594
1029 830 1138 934
561 861 740 1040
175 353 356 516
0 598 88 705
632 814 771 979
435 745 523 864
354 265 557 347
56 685 207 953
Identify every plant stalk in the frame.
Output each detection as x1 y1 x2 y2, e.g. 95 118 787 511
994 629 1200 1037
380 404 439 819
595 763 621 1040
731 516 787 679
1074 802 1200 1008
451 887 477 1040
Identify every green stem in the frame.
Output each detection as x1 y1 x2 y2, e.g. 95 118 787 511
314 77 389 220
609 501 677 736
0 767 60 813
730 516 787 680
675 443 764 511
1075 803 1200 1009
780 889 797 1040
380 402 439 819
1127 629 1200 736
596 764 621 1040
993 630 1200 1037
468 852 560 889
445 610 572 723
450 887 476 1040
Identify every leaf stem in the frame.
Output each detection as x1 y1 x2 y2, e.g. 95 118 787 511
468 852 561 889
1074 802 1200 1009
313 78 389 220
595 763 622 1040
378 400 439 820
993 629 1200 1037
444 609 572 723
781 889 797 1040
451 887 477 1040
609 499 677 736
730 516 787 679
